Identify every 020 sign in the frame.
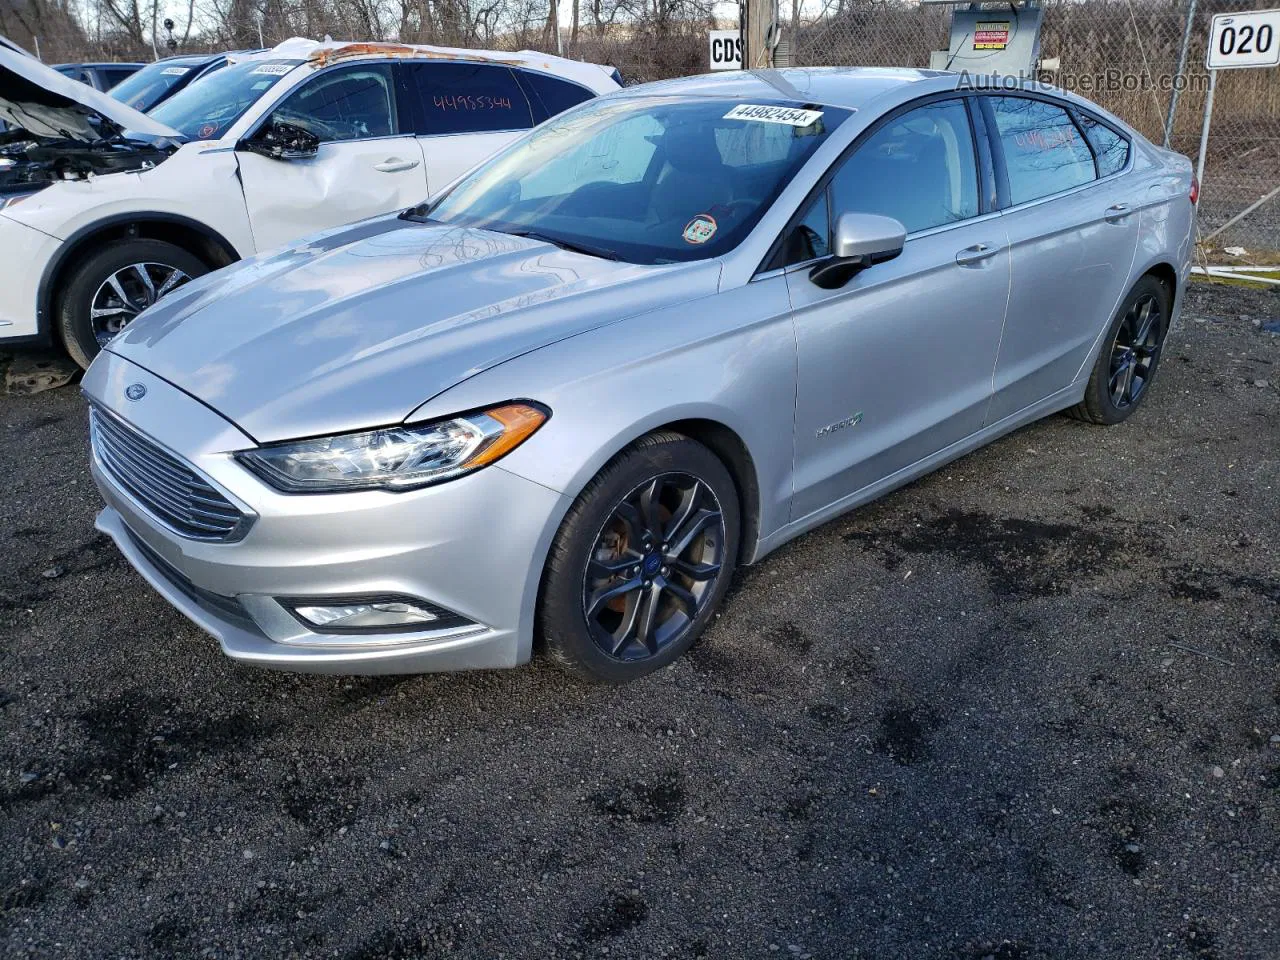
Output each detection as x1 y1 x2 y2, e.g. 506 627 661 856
1207 9 1280 70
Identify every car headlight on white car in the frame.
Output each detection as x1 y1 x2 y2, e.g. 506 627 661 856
237 401 548 493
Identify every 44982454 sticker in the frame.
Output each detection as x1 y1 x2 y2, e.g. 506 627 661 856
683 214 718 245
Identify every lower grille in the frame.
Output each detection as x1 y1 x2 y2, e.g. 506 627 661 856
90 406 249 542
123 525 259 633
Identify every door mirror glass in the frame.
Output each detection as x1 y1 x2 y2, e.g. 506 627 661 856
241 119 320 160
809 212 905 289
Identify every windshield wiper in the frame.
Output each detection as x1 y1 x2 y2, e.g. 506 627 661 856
506 230 620 261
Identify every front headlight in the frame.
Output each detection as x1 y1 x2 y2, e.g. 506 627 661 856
236 401 548 493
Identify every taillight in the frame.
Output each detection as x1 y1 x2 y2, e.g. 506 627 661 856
1189 177 1199 205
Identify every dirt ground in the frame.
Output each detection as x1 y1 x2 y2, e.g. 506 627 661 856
1 280 1277 960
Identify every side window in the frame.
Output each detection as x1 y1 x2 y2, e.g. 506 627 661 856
270 65 397 143
1077 114 1130 178
784 193 831 264
829 99 979 234
408 62 534 135
989 96 1095 204
516 71 594 124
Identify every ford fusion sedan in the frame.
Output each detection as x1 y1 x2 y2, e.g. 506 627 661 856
85 68 1194 683
0 35 619 367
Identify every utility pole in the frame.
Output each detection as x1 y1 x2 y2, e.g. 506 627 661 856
741 0 774 70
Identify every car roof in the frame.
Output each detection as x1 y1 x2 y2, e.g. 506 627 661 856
234 37 619 93
618 67 953 111
54 61 145 69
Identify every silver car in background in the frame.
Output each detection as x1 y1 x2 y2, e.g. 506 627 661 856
83 68 1195 683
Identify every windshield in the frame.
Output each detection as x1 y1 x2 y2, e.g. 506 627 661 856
109 57 206 113
146 59 297 140
425 96 848 265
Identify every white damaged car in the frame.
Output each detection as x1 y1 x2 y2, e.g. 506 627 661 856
0 35 620 366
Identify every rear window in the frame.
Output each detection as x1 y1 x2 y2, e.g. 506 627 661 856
102 67 139 89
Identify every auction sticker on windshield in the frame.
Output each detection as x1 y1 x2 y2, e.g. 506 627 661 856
252 63 293 75
161 66 191 76
723 104 824 126
683 214 718 244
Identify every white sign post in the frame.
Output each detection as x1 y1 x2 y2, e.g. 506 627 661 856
709 30 742 70
1197 10 1280 200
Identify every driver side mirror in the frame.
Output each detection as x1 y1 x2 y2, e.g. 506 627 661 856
239 120 320 161
808 213 906 290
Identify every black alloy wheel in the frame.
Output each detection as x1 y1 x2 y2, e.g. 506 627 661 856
1069 274 1170 425
539 431 740 683
1108 291 1162 409
581 472 725 662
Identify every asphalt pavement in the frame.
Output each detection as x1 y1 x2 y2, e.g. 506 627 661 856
1 280 1277 959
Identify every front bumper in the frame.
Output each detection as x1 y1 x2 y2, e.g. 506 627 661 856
84 352 570 674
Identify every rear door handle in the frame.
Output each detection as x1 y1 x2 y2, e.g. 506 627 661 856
955 242 1000 266
374 157 420 173
1104 203 1132 222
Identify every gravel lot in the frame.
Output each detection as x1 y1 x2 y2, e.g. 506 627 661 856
1 280 1278 960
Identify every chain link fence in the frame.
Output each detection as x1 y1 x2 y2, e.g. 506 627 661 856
790 0 1280 258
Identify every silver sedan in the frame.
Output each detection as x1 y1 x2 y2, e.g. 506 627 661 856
83 68 1195 682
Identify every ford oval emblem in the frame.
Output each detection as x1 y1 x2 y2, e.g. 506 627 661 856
125 383 147 401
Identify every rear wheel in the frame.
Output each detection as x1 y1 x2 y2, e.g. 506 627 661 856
57 238 208 369
539 432 740 683
1069 275 1170 425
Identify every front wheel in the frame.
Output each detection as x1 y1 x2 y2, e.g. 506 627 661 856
539 432 740 683
1069 275 1171 425
56 238 208 369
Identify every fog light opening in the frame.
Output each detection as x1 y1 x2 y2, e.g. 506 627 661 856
280 594 474 634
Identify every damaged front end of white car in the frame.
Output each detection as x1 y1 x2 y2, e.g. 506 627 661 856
0 35 183 207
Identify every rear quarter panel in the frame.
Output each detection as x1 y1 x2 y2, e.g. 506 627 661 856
1071 138 1195 384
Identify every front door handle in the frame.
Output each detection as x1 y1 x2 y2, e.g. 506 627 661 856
374 157 420 173
1104 203 1132 222
955 242 1000 266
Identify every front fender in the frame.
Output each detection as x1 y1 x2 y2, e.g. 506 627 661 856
411 273 799 552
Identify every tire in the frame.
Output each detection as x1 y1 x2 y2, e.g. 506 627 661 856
539 431 741 683
57 238 209 369
1068 275 1171 425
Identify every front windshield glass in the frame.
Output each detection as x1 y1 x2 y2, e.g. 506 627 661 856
146 59 297 140
426 96 849 264
109 57 204 112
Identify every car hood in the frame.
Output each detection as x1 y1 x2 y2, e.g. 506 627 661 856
106 217 720 443
0 36 180 141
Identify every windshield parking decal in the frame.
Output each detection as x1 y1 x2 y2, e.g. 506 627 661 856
723 104 824 127
683 214 718 245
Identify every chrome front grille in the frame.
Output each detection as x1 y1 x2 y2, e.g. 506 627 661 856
89 406 249 542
